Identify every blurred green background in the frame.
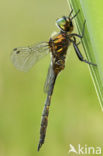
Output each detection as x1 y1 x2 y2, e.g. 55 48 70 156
0 0 103 156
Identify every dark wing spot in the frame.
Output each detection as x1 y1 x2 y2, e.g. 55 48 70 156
13 48 17 51
16 50 20 54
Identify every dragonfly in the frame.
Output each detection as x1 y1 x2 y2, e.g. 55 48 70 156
11 9 97 151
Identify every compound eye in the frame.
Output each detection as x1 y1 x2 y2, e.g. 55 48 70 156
56 17 66 31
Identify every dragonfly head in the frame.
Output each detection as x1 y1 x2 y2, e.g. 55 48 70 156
56 16 73 32
56 9 80 33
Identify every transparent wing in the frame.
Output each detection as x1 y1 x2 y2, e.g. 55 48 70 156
44 62 55 93
11 42 49 72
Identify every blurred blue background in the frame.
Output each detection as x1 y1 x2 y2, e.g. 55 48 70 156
0 0 103 155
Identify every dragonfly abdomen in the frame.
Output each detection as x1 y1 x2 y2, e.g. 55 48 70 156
38 95 51 151
38 73 57 151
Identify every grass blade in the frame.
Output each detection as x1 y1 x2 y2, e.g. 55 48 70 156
67 0 103 111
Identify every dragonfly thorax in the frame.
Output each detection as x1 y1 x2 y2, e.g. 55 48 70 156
49 32 69 57
49 32 70 74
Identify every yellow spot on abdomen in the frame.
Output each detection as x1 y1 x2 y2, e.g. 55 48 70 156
57 48 63 53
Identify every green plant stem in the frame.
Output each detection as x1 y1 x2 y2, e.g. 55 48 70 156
67 0 103 111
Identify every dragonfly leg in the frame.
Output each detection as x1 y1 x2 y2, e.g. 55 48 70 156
68 20 86 39
71 37 97 66
71 9 80 20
